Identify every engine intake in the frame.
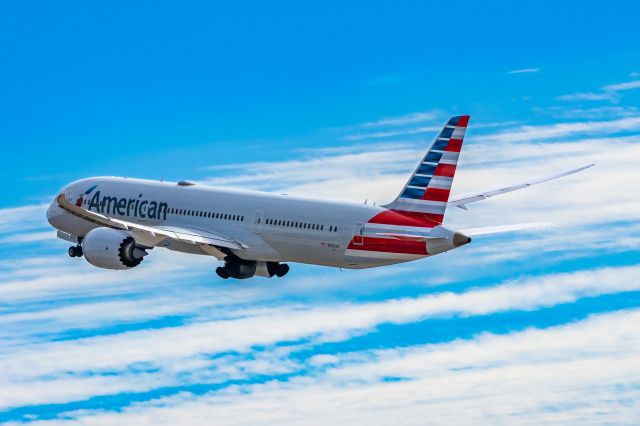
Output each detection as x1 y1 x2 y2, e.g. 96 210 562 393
82 227 148 270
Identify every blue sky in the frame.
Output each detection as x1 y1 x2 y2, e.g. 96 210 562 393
1 1 640 424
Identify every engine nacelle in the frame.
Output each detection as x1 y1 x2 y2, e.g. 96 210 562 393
82 227 148 270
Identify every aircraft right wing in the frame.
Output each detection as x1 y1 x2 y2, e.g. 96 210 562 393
448 164 595 210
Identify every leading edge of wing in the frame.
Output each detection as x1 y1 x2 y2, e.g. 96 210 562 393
448 163 595 209
156 225 248 249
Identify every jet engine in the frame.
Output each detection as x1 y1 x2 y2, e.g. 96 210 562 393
82 227 149 270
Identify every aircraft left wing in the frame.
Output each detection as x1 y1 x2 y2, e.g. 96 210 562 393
56 194 246 258
448 164 595 210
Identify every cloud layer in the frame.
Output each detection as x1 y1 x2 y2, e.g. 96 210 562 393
2 87 640 424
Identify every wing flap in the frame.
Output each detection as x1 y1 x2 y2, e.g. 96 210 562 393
157 225 248 248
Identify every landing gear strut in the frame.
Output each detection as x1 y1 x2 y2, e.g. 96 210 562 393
215 252 257 279
68 245 83 257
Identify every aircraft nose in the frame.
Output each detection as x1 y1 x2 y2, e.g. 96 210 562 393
46 198 62 226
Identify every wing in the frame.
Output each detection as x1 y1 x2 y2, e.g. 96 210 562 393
56 194 246 259
459 222 556 237
448 164 595 210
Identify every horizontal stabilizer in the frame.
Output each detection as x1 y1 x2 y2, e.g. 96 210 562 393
449 164 595 209
459 222 556 237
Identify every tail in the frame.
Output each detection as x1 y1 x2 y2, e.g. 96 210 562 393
383 115 470 224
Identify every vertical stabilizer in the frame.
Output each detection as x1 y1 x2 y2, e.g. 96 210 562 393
383 115 470 224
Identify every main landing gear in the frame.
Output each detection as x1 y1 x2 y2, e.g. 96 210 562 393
214 252 290 280
215 265 230 279
271 262 290 278
68 245 83 257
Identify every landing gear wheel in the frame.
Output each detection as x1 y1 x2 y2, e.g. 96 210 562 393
275 263 289 277
68 246 83 257
216 266 229 279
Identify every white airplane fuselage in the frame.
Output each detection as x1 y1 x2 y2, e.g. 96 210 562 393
47 177 464 271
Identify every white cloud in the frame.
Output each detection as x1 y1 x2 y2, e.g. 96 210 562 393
0 230 57 244
0 264 638 409
0 251 210 304
603 80 640 92
536 105 638 119
344 125 441 141
556 79 640 102
0 203 49 234
14 309 640 425
555 92 617 102
483 116 640 143
343 120 517 142
356 112 439 128
508 67 540 74
200 147 420 200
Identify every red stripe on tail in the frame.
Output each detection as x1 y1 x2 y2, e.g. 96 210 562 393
422 188 450 202
445 138 463 152
457 115 470 127
433 163 456 177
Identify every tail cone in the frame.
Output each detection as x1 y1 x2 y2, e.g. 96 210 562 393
453 232 472 247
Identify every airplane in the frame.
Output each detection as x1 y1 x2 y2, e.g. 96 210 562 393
46 115 594 279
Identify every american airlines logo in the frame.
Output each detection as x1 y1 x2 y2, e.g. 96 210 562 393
83 186 169 220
